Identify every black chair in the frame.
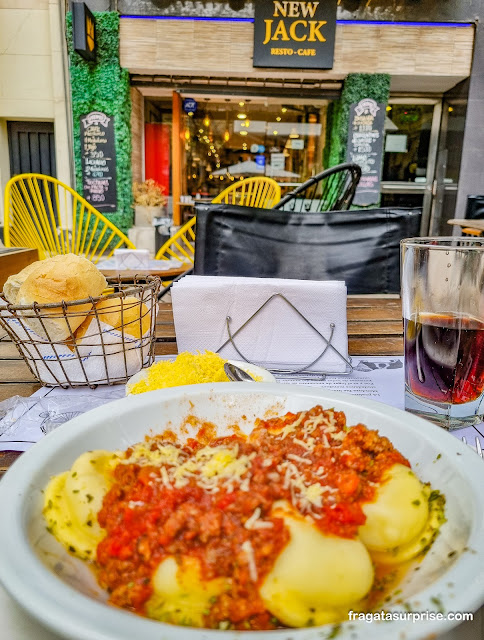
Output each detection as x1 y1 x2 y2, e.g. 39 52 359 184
194 203 421 294
274 163 362 213
465 195 484 220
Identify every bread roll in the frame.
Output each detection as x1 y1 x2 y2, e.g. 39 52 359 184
74 296 151 343
3 260 46 303
16 254 107 341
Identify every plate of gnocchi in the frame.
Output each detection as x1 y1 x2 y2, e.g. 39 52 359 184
1 384 484 640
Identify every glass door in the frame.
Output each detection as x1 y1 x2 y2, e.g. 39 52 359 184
380 98 442 234
428 98 467 235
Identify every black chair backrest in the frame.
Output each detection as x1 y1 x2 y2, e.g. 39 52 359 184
274 163 362 213
466 195 484 220
194 203 421 294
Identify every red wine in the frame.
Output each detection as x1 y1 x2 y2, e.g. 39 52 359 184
405 313 484 405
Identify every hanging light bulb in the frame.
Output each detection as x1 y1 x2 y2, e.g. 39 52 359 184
240 130 248 136
184 129 190 141
224 130 230 142
203 113 211 128
237 113 247 120
239 101 245 107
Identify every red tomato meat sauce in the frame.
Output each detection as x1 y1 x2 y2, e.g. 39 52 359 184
96 405 409 629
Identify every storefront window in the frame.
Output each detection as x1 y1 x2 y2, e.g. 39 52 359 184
382 104 434 183
182 98 327 200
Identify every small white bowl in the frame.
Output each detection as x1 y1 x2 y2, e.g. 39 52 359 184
126 358 276 394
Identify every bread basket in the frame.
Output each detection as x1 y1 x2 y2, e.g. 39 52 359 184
0 276 161 388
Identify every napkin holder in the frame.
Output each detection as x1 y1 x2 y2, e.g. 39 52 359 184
216 293 353 376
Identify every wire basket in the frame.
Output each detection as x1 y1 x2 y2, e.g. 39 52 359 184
0 276 161 388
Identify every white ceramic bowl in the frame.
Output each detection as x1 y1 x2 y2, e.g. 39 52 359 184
1 384 484 640
126 359 276 393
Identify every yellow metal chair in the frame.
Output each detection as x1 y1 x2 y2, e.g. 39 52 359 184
212 177 281 208
4 173 135 263
155 215 196 263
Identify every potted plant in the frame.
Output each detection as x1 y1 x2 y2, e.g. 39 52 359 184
132 179 168 226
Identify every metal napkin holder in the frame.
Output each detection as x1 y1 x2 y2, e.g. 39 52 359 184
215 293 353 376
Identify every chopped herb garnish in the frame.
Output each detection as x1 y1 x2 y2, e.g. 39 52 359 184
412 499 421 506
431 596 445 614
85 493 94 503
327 623 343 639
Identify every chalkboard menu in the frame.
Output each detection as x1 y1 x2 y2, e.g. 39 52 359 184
80 111 117 212
346 99 385 207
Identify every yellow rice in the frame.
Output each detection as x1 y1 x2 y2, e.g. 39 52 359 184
128 351 230 394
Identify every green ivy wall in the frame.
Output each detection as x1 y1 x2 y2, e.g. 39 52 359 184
324 73 391 201
66 12 132 233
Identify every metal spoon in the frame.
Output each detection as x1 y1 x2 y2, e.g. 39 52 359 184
224 362 255 382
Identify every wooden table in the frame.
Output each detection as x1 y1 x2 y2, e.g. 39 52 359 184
0 295 403 474
99 266 188 280
0 247 39 291
0 296 404 404
2 295 484 640
448 218 484 234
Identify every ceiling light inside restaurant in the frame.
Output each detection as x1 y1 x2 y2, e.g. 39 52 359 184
239 101 245 107
289 133 299 139
273 130 278 135
224 130 230 142
240 130 248 136
203 114 211 127
237 113 247 119
281 107 287 113
276 116 281 122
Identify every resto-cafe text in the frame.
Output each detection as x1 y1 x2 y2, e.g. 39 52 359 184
253 0 337 69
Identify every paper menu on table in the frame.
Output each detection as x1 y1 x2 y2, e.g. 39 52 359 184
171 276 349 373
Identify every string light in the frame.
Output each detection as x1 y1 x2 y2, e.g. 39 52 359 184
276 116 281 122
240 130 248 136
203 114 211 128
237 113 247 119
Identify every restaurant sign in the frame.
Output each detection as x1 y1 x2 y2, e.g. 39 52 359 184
253 1 337 69
72 2 96 63
346 98 386 207
80 111 117 212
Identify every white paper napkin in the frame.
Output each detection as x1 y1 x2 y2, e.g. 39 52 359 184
0 301 156 385
172 276 349 373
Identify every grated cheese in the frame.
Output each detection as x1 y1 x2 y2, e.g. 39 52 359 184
241 540 258 582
